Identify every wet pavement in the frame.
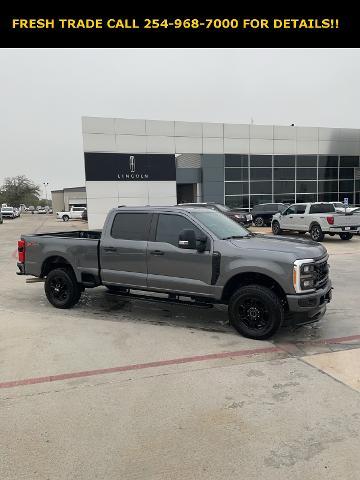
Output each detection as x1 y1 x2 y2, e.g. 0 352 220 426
1 214 360 479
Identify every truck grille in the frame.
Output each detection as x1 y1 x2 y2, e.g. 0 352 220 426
315 258 329 289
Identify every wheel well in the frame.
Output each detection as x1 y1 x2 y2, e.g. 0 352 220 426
222 272 288 308
41 256 73 277
309 222 320 230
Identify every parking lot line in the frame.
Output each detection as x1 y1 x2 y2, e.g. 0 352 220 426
0 345 282 390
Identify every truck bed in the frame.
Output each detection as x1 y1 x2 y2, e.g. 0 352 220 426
20 231 102 283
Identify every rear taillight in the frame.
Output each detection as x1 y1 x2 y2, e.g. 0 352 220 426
326 216 334 225
18 240 25 263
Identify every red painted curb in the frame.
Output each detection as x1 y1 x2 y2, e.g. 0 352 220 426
0 346 282 390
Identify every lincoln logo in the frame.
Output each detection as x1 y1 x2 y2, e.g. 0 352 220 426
129 155 135 173
117 155 149 180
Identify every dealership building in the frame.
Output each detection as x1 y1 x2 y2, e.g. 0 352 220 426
82 116 360 228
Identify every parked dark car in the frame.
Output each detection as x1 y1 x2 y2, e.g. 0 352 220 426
178 203 252 227
251 203 288 227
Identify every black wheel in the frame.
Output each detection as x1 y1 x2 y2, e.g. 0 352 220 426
254 216 265 227
310 224 324 242
45 268 82 309
339 233 353 240
272 220 282 235
62 215 69 222
228 285 284 340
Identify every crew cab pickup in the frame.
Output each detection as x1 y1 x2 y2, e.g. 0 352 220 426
56 206 86 222
272 202 360 242
17 206 332 340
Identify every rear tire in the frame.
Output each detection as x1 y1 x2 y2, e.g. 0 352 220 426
228 285 284 340
62 215 69 222
310 224 324 242
339 233 353 240
45 268 82 309
272 221 282 235
254 216 265 227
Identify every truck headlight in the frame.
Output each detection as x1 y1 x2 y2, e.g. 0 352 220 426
293 259 316 293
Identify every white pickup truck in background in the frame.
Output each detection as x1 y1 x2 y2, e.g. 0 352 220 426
56 206 86 222
272 202 360 241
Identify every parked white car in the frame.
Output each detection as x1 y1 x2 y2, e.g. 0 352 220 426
272 202 360 241
56 206 87 222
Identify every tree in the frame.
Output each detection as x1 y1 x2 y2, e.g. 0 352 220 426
0 175 41 206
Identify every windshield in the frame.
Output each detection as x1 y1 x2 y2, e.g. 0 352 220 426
192 211 250 239
2 207 12 211
215 204 230 212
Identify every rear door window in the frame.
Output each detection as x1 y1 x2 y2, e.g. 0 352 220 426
294 204 307 214
111 213 152 240
309 204 335 214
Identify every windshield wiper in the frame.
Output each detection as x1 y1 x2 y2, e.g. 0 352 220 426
222 234 252 240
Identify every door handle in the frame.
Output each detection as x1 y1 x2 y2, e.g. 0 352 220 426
150 250 164 256
300 216 304 219
104 247 117 252
289 216 293 218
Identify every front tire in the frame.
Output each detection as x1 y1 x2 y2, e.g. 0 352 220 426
339 233 353 241
45 268 82 308
228 285 284 339
310 224 324 242
62 215 69 222
272 220 282 235
254 216 265 227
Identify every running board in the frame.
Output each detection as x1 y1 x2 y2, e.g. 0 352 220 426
26 278 45 283
105 290 214 308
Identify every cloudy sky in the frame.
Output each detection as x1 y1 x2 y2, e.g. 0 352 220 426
1 48 359 194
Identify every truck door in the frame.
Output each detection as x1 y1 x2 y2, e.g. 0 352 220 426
279 204 296 230
147 213 213 296
100 212 152 288
293 204 307 231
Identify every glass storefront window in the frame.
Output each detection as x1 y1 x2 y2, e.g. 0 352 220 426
225 182 249 195
274 168 295 180
250 195 273 207
339 168 355 179
296 193 317 203
339 180 355 192
297 168 317 180
274 155 295 167
274 194 295 204
318 156 339 168
296 155 317 167
225 168 248 181
250 168 272 180
296 180 317 193
274 181 295 194
225 196 249 208
225 155 248 168
318 168 339 180
318 180 339 192
250 155 272 167
318 193 339 202
340 157 360 168
250 181 272 195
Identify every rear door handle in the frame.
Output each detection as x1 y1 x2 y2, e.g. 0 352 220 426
150 250 164 256
300 216 304 219
104 247 117 252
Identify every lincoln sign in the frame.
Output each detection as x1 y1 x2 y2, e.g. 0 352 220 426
84 153 176 181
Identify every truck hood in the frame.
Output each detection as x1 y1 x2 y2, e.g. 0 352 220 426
229 234 327 259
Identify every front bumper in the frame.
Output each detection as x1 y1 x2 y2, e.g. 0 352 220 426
285 280 332 326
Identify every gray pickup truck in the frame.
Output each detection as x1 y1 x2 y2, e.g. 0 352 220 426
17 206 332 339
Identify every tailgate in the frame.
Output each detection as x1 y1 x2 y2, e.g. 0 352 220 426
333 215 360 227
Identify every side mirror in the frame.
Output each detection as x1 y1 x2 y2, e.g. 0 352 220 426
179 229 197 249
196 233 208 252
